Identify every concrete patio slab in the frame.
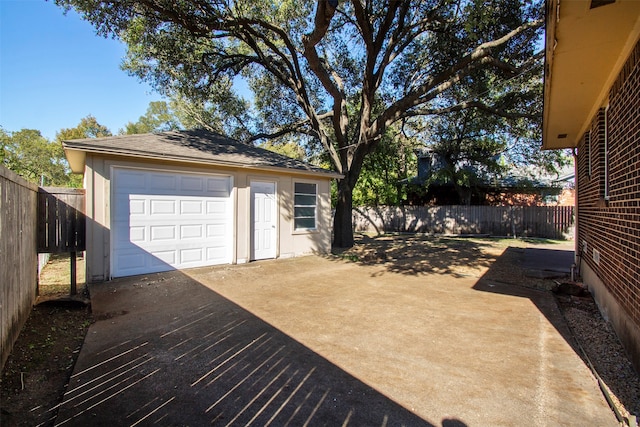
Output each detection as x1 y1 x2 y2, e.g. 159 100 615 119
55 249 615 426
523 247 575 279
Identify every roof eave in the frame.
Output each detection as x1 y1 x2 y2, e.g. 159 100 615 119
542 0 640 150
62 143 343 180
64 146 86 174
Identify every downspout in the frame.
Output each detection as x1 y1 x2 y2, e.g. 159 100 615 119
604 105 610 201
572 147 580 275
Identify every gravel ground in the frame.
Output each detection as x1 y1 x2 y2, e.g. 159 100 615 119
558 295 640 425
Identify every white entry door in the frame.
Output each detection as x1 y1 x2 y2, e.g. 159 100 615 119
251 181 277 260
111 168 233 277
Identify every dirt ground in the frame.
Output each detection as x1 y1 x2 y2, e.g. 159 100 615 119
0 254 91 427
1 236 639 426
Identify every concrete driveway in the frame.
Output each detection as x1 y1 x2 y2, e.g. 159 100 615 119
55 247 616 426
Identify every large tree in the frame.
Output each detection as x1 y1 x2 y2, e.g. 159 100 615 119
413 57 570 205
120 100 181 134
57 0 544 247
56 115 112 141
1 128 69 186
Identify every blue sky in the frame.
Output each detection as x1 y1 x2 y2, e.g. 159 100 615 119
1 0 161 140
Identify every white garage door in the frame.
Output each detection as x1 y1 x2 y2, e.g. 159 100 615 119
111 168 233 277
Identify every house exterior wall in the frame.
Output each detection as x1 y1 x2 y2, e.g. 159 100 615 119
83 154 333 282
575 38 640 372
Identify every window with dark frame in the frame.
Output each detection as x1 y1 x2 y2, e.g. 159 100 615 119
294 182 317 230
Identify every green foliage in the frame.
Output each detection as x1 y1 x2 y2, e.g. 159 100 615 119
169 94 252 141
54 115 113 187
352 129 417 206
0 116 116 188
55 0 546 246
1 127 70 186
56 115 112 141
120 101 180 134
259 139 306 161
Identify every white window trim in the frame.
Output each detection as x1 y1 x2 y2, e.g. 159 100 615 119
293 181 317 232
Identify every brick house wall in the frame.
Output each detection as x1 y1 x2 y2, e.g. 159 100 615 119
576 38 640 371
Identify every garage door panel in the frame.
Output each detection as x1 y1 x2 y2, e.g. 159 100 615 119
180 224 203 239
180 200 203 214
150 225 176 241
112 168 233 277
117 171 147 190
150 173 178 191
206 223 226 237
129 199 146 215
150 250 177 266
181 176 204 192
206 246 229 261
150 199 176 215
180 248 204 264
206 200 228 215
129 226 146 243
206 177 230 195
115 250 148 272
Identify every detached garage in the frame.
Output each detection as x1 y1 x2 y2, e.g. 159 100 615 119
63 130 341 282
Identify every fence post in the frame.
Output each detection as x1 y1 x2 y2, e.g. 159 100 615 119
70 252 77 295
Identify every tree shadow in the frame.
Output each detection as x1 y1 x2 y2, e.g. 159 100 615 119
331 236 628 422
52 270 467 426
331 233 497 277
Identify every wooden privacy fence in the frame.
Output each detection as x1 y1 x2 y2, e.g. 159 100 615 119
38 187 86 253
1 167 39 369
353 205 575 239
37 187 86 295
1 170 87 370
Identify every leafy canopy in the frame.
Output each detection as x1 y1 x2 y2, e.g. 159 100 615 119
1 128 69 186
55 0 546 246
1 116 114 188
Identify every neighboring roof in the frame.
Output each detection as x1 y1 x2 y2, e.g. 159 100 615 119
401 173 561 191
63 129 342 179
543 0 640 150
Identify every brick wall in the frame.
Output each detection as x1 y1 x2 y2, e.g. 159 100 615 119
577 38 640 343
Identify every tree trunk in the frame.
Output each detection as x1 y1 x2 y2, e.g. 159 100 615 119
333 179 355 248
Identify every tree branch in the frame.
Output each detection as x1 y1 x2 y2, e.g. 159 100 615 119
244 121 315 144
301 0 347 165
404 100 539 120
371 17 543 137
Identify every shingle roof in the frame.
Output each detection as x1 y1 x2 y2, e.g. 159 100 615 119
63 129 341 178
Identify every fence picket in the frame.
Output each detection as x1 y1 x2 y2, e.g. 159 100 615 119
353 205 575 239
37 188 86 253
1 167 38 369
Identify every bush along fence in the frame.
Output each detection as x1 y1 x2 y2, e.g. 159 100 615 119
353 205 575 240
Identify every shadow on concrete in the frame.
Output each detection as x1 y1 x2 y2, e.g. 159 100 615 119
332 234 497 277
471 246 638 420
472 246 577 349
54 270 466 426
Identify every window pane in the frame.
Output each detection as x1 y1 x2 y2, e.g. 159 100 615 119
295 207 316 217
294 182 317 230
295 182 316 194
295 217 316 229
295 195 316 206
